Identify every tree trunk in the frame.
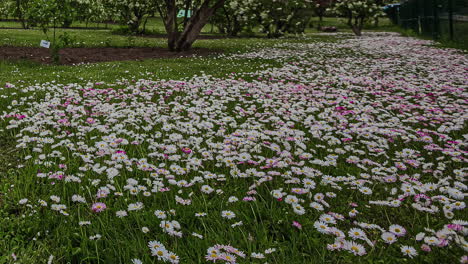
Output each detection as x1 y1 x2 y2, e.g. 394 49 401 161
347 12 363 36
317 14 323 30
174 0 225 51
230 17 241 36
158 0 225 51
351 25 361 36
16 0 27 29
142 17 149 33
223 7 232 35
174 8 211 51
161 0 178 51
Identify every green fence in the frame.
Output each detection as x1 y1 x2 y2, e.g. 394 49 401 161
386 0 468 47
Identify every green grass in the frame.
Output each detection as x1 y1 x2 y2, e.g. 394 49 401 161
0 23 342 86
1 17 465 264
0 16 391 87
0 28 348 264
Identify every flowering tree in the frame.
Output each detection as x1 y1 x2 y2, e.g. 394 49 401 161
73 0 109 28
2 0 111 28
330 0 386 36
155 0 226 51
260 0 314 37
8 0 34 29
106 0 154 33
210 0 260 36
0 1 13 20
313 0 333 29
211 0 313 38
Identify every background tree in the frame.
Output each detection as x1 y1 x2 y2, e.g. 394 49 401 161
373 0 385 27
72 0 108 28
107 0 155 33
0 1 13 20
330 0 386 36
313 0 333 30
210 0 314 38
210 0 259 36
11 0 33 29
155 0 226 51
27 0 75 29
256 0 313 37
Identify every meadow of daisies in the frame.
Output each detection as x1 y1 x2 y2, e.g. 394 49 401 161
0 32 467 263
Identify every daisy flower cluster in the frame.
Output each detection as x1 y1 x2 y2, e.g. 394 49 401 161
3 32 467 262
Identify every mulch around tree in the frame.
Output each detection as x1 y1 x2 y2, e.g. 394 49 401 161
0 47 220 65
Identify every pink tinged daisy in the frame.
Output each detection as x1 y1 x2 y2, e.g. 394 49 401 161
148 240 164 251
415 232 425 241
284 195 299 204
313 221 329 233
381 232 397 244
192 232 204 239
167 252 179 263
313 193 325 201
344 241 366 256
116 210 127 218
79 221 91 226
327 243 342 251
128 202 144 211
251 252 265 259
154 210 167 219
421 244 432 252
319 214 336 224
292 221 302 229
181 147 192 154
328 227 345 238
91 202 106 212
359 187 372 195
152 247 168 260
221 210 236 219
71 195 86 203
389 224 406 237
220 253 236 263
201 185 214 194
424 236 440 246
460 256 468 264
292 204 306 215
348 228 366 240
231 221 243 228
400 245 418 258
310 202 324 211
349 209 359 217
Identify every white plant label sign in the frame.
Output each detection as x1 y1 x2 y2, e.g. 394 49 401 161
40 40 51 49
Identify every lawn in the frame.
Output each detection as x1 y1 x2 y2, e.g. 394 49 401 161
0 19 467 264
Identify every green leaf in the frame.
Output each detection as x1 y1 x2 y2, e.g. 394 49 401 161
72 247 82 256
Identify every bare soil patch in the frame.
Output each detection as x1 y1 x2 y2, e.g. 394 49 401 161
0 46 219 65
138 33 230 40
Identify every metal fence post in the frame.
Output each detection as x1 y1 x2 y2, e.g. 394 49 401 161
433 0 439 40
389 0 467 48
416 0 421 34
448 0 454 40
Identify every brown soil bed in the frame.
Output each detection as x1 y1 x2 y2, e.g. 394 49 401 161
0 46 220 65
139 33 230 40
